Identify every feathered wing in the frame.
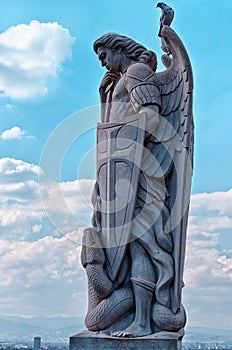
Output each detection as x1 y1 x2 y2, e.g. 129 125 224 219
156 25 194 164
154 25 194 313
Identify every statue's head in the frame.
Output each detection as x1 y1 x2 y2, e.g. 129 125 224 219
93 33 157 73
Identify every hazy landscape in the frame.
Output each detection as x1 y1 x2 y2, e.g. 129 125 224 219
0 316 231 345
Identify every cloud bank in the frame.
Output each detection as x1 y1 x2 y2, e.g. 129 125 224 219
0 157 231 328
0 20 75 99
0 236 86 317
0 157 91 316
183 191 232 329
0 157 92 241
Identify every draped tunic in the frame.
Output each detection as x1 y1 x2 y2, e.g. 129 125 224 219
99 62 175 308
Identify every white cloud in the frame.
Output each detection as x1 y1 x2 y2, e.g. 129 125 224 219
183 190 232 329
0 20 75 99
0 157 91 316
0 156 232 328
32 224 42 233
0 236 87 317
190 189 232 216
0 157 41 183
39 179 94 237
0 126 25 140
0 157 94 242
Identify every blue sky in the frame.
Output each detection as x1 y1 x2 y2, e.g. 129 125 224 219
0 0 232 332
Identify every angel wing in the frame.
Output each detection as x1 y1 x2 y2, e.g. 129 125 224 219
159 25 194 314
149 25 194 313
156 25 194 163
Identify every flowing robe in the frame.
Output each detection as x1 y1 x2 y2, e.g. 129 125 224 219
97 62 175 309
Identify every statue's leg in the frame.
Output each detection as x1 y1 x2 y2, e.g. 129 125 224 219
112 240 155 337
137 229 173 308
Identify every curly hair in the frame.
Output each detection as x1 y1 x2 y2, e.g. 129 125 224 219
93 33 157 71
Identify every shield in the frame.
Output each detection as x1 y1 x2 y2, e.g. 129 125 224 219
97 112 146 282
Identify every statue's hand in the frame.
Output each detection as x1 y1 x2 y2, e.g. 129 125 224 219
99 72 120 91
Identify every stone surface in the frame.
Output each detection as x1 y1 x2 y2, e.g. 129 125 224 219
79 2 194 338
70 330 183 350
157 2 174 37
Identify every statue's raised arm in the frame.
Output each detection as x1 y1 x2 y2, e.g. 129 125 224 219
81 3 194 339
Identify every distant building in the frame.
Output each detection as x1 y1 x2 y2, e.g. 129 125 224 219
33 337 41 350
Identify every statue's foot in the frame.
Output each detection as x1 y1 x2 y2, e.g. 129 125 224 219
111 321 152 338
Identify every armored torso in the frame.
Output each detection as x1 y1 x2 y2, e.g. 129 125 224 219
109 62 161 122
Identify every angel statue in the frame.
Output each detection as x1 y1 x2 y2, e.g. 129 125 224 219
81 4 194 338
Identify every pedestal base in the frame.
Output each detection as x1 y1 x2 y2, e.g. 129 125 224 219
70 330 183 350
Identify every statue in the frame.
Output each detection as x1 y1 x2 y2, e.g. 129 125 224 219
81 3 194 338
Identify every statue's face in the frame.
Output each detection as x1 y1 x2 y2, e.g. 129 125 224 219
97 46 120 73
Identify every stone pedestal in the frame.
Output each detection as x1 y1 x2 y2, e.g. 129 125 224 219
70 330 183 350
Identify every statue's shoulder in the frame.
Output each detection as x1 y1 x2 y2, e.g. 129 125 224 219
124 62 161 111
125 62 154 82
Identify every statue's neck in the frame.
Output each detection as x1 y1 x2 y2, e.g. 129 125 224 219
119 55 134 73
